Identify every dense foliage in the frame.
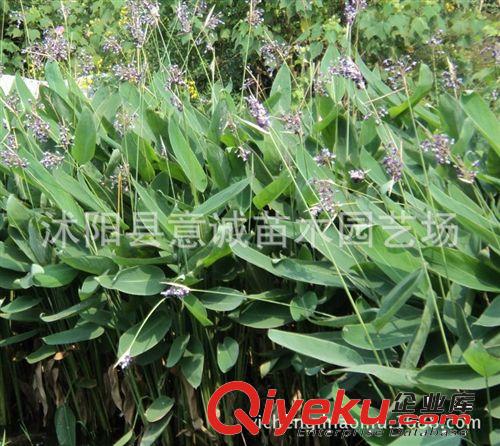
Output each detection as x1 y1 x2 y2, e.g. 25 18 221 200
0 1 499 445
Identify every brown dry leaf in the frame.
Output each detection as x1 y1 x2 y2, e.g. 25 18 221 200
51 366 64 407
121 378 135 425
32 363 48 425
107 365 123 412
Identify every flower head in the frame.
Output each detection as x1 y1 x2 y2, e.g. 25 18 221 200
421 134 453 165
314 148 336 167
329 57 366 89
246 96 270 130
309 179 338 217
382 143 403 182
41 151 65 169
161 284 190 298
349 169 366 182
344 0 367 25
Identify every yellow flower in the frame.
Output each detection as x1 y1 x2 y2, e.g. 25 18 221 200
77 76 94 90
187 80 199 100
445 2 455 12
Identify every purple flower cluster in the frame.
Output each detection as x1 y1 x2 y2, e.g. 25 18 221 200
382 143 403 182
260 41 290 73
382 56 417 90
205 12 224 31
40 151 65 169
113 63 144 84
118 354 132 370
246 96 270 130
281 112 302 135
421 134 453 165
314 148 336 167
124 0 161 47
58 125 73 150
165 65 187 91
176 1 192 34
0 149 28 169
247 0 264 26
161 284 190 298
349 169 366 182
237 145 251 162
108 164 131 192
363 106 388 124
344 0 367 25
113 109 138 137
23 26 73 69
442 65 462 91
457 160 480 184
309 179 338 217
329 57 366 89
102 36 123 54
26 115 51 143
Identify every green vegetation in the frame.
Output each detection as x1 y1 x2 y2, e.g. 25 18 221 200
0 0 498 445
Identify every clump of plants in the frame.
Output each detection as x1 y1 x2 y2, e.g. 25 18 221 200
0 1 498 445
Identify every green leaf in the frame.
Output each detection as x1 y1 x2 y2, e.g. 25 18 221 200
1 295 41 313
424 247 500 292
107 266 166 296
183 294 213 327
416 364 500 390
72 108 96 164
473 296 499 327
32 264 78 288
198 287 245 312
166 334 190 367
194 178 249 215
463 341 500 377
0 329 39 347
290 291 318 321
180 338 204 388
268 329 364 367
55 405 76 446
113 429 135 446
389 64 433 118
168 118 207 192
235 301 292 329
217 337 239 373
374 269 423 330
26 344 58 364
253 172 292 210
43 322 104 345
145 396 174 422
269 64 291 112
40 296 102 323
45 61 69 101
461 92 500 156
139 414 172 446
117 312 172 358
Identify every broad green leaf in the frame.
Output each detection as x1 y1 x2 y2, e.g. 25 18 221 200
0 329 38 347
1 295 41 313
180 338 204 388
168 118 207 192
72 108 96 164
183 294 213 327
473 297 499 327
463 341 500 377
45 61 69 101
461 92 500 156
43 322 104 345
117 312 172 358
253 172 292 210
290 291 318 321
217 337 239 373
108 266 166 296
198 287 245 311
113 429 135 446
268 329 364 367
145 396 174 422
424 247 500 292
139 414 172 446
416 364 500 390
55 405 76 446
269 64 291 112
33 264 78 288
26 344 58 364
374 269 423 329
235 301 292 329
40 296 102 323
166 334 190 367
194 178 249 215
